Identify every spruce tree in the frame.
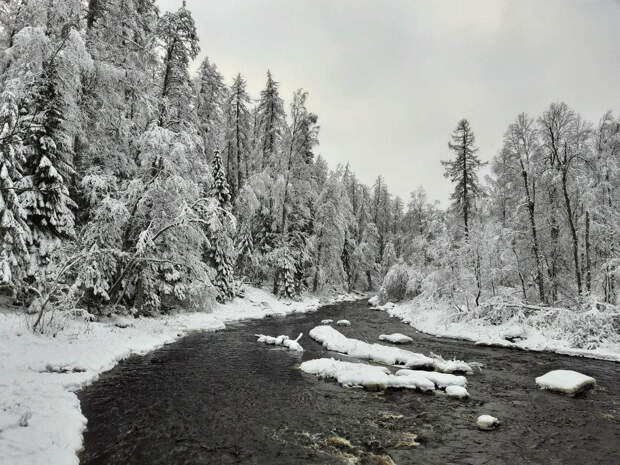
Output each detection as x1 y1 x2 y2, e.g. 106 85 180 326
442 119 485 238
205 150 234 302
19 61 77 268
0 92 30 287
194 57 225 161
223 74 251 197
256 71 285 170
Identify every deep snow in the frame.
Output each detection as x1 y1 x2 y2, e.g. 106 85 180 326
372 299 620 362
0 288 359 465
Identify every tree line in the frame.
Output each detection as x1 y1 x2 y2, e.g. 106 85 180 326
0 1 617 329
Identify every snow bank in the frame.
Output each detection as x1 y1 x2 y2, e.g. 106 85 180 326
535 370 596 395
309 325 471 373
378 333 413 344
299 358 434 391
377 298 620 362
0 288 360 465
255 333 303 352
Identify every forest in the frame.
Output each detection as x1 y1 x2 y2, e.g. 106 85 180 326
0 0 618 337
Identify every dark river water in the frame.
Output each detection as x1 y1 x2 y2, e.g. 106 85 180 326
78 300 620 465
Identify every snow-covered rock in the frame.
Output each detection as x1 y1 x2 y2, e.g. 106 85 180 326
379 333 413 344
535 370 596 395
299 358 435 391
368 295 380 306
309 325 472 373
477 414 499 430
445 385 469 398
321 319 333 324
502 325 526 342
336 319 351 326
395 369 467 388
255 333 303 352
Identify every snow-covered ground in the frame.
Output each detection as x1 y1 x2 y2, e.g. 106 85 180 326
374 299 620 362
0 288 360 465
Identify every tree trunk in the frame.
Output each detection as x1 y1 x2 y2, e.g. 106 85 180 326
561 169 582 294
520 165 546 303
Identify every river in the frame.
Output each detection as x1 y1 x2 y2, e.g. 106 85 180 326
78 299 620 465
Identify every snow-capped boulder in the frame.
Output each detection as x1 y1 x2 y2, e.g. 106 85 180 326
336 319 351 326
445 385 469 399
502 325 526 343
535 370 596 395
379 333 413 344
395 369 467 388
368 295 380 306
321 319 333 324
255 333 304 352
300 358 435 392
477 414 499 430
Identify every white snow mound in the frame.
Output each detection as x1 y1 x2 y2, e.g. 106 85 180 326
299 358 435 391
395 369 467 388
379 333 413 344
256 333 304 351
535 369 596 395
336 320 351 326
309 325 471 373
445 385 469 398
477 414 499 430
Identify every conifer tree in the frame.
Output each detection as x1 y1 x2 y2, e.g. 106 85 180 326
204 150 234 301
256 70 285 170
442 119 485 238
223 74 251 196
194 56 225 161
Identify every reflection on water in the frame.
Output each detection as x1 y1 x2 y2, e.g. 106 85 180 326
79 300 620 465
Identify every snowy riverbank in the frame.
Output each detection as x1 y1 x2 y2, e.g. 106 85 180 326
0 288 360 465
374 299 620 362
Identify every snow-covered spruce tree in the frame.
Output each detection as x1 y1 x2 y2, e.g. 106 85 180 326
256 70 285 170
158 2 200 130
19 59 77 270
442 119 485 239
203 150 235 302
223 73 251 198
0 91 30 289
194 56 226 162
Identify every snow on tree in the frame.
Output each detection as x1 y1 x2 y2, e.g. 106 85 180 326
442 119 486 239
255 70 285 170
223 73 251 197
194 56 225 161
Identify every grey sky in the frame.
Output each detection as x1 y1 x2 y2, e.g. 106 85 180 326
158 0 620 205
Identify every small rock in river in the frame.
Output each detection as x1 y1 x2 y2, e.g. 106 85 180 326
336 319 351 327
477 414 499 430
321 319 333 324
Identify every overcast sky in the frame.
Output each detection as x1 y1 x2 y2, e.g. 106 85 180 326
158 0 620 205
